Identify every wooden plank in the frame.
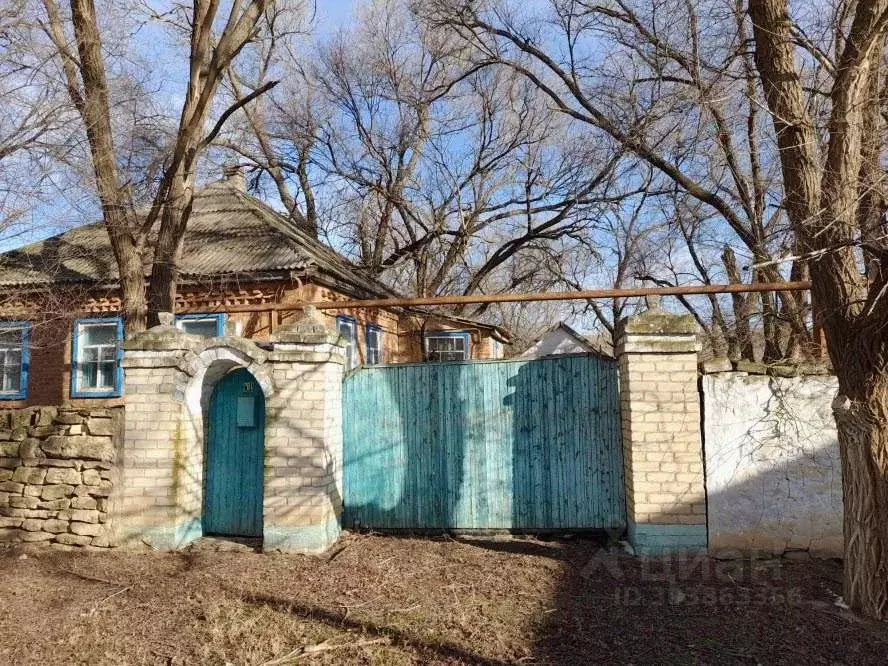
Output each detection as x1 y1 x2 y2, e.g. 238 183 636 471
342 354 626 531
204 368 264 537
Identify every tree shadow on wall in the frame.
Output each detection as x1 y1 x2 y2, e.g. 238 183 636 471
342 361 468 531
529 396 844 664
341 354 624 536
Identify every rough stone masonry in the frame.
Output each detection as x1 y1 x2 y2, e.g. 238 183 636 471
0 406 120 548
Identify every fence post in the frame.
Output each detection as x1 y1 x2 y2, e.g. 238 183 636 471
263 306 346 551
615 299 706 555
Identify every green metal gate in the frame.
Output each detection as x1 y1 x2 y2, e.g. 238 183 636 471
342 354 625 530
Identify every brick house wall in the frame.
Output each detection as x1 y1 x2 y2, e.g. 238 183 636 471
1 277 505 409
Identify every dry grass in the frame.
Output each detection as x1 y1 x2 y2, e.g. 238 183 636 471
1 533 887 665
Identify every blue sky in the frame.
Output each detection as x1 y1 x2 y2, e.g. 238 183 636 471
0 0 363 253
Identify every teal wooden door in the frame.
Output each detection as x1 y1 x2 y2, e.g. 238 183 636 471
342 354 625 531
204 368 265 537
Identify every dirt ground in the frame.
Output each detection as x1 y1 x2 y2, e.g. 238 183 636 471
1 533 887 665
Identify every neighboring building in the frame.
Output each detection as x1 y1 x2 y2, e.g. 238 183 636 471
0 173 509 408
520 322 613 359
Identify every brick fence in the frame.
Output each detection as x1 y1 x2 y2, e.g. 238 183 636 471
616 303 707 555
3 301 838 557
118 308 344 552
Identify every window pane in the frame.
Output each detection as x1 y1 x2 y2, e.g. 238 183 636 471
0 332 23 393
179 318 219 338
338 319 356 369
82 323 116 346
338 320 355 341
0 328 22 348
76 320 120 392
4 349 21 368
80 363 98 389
426 335 467 361
367 328 382 365
2 367 19 393
99 362 116 388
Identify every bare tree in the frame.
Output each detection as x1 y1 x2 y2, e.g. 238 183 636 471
0 1 77 245
38 0 278 331
226 0 632 309
428 0 812 361
214 4 320 236
748 0 888 620
431 0 888 618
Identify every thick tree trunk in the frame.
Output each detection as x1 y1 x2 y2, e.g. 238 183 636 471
146 254 178 327
748 0 888 618
832 361 888 619
118 254 147 333
67 0 148 334
147 180 191 326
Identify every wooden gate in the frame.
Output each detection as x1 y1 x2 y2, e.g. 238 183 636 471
204 368 265 537
342 354 625 531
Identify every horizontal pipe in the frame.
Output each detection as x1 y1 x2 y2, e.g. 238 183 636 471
21 282 807 318
306 281 813 311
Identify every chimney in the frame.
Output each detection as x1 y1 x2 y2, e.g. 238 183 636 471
222 164 246 192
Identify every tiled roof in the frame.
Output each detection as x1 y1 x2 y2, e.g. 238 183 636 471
0 180 392 296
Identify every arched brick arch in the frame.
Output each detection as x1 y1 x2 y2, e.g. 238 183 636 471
119 313 346 553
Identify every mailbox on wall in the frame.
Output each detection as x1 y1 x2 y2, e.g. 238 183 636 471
237 382 256 427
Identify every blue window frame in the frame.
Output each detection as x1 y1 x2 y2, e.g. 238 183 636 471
424 331 470 362
365 324 383 365
174 313 227 338
0 322 31 400
336 315 357 369
71 317 124 398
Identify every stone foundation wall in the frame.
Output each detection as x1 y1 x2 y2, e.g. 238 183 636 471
0 406 121 548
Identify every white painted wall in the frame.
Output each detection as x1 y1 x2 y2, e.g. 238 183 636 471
521 328 593 358
703 372 842 557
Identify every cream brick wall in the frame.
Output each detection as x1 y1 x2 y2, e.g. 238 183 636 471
263 359 343 529
120 311 345 551
616 311 705 527
119 361 186 542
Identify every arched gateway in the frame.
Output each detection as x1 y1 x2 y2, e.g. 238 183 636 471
204 368 265 538
116 308 346 552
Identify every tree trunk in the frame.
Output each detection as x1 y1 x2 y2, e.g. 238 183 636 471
722 246 753 360
147 177 191 326
117 251 147 333
67 0 147 334
832 357 888 619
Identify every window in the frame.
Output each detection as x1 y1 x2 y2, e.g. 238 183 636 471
336 315 357 369
425 331 470 362
175 313 226 338
0 322 30 400
72 318 123 397
365 324 383 365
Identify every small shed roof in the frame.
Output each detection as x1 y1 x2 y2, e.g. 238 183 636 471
521 322 613 359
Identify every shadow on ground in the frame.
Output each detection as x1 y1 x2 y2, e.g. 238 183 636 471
1 534 887 665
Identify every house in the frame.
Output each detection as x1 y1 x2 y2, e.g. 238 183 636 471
520 322 613 359
0 171 509 408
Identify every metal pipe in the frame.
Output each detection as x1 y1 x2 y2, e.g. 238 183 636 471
173 281 812 314
306 281 813 311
